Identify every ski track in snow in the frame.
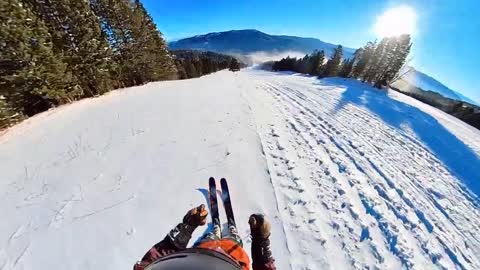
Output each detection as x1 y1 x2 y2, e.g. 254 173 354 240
1 69 479 270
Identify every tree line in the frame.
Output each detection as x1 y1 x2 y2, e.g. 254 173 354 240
173 50 243 79
272 35 412 88
390 84 480 130
1 0 177 129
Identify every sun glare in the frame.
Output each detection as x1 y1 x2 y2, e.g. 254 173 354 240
374 6 416 38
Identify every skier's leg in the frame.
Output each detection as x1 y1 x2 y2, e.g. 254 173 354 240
223 225 243 246
195 224 221 246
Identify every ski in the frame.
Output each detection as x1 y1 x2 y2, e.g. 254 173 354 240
208 177 220 228
220 178 236 228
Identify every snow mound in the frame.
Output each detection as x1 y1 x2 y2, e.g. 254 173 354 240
1 69 479 270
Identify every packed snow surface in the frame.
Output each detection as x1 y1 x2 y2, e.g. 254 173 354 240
1 69 479 270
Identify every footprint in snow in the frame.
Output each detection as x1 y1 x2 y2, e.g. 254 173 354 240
126 227 136 236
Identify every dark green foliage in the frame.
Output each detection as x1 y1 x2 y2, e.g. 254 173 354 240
323 45 343 77
309 50 325 75
229 58 241 72
0 0 177 129
353 35 411 88
338 58 354 78
272 56 298 72
172 50 244 79
0 0 80 128
381 35 412 85
0 98 24 128
28 0 115 96
391 84 480 130
272 50 326 76
272 36 411 89
89 0 176 86
351 42 375 78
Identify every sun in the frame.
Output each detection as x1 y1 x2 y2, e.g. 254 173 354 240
374 6 416 38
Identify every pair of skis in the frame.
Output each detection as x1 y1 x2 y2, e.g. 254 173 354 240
208 177 236 232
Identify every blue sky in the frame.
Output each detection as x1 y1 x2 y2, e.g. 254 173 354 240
143 0 479 103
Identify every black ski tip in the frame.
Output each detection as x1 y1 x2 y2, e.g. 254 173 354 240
220 177 226 182
209 176 215 182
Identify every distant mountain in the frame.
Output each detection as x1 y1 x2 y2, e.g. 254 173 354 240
169 29 356 58
170 29 477 106
394 67 479 106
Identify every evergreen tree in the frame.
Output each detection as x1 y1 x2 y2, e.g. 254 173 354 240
28 0 115 96
131 0 177 81
229 58 241 71
383 35 412 86
271 36 411 89
339 58 354 78
90 0 176 86
352 41 376 79
172 50 241 79
322 45 343 77
364 38 389 83
0 97 23 129
89 0 139 86
310 50 325 75
185 60 198 78
297 54 309 73
175 59 188 79
0 0 80 122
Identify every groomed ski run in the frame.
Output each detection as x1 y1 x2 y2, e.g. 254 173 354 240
1 68 479 270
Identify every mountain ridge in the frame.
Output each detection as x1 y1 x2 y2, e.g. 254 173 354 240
169 29 477 105
168 29 356 57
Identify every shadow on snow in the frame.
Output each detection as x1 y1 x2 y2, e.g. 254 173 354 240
323 77 480 203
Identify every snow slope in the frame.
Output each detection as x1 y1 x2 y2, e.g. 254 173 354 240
1 69 480 270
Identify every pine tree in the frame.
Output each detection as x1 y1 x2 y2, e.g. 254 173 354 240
0 97 23 129
28 0 115 97
90 0 176 86
339 58 354 78
352 41 376 79
185 60 198 78
364 38 389 84
174 59 188 79
383 35 412 86
0 0 80 122
131 0 177 81
229 58 241 71
348 36 411 88
296 54 308 73
322 45 343 77
310 50 325 75
88 0 139 86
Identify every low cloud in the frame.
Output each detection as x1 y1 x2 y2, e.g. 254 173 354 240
229 51 307 65
245 51 306 64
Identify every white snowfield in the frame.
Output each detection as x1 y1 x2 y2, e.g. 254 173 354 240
1 68 479 270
